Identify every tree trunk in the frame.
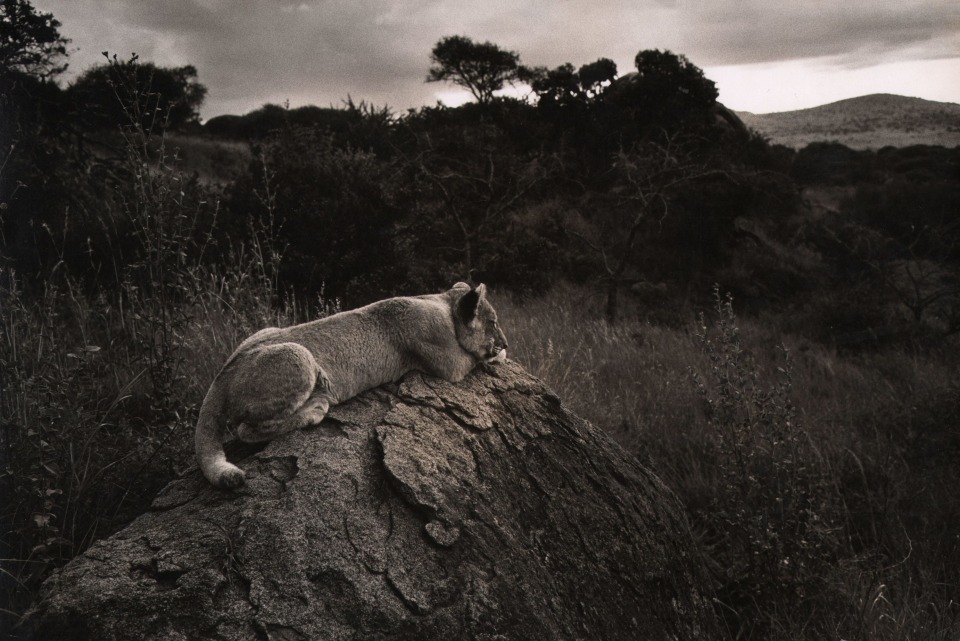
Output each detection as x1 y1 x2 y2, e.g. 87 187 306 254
27 362 718 641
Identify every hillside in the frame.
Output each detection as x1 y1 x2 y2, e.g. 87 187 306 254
738 94 960 149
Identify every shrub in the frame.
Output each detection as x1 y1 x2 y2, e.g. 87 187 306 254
690 289 840 639
227 126 410 305
792 142 874 185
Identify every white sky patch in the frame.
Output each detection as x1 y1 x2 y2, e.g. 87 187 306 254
431 90 472 108
281 4 314 13
709 56 960 113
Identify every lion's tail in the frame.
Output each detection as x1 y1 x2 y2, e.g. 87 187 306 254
195 380 245 488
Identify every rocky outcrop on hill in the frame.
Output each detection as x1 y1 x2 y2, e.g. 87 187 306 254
28 361 718 641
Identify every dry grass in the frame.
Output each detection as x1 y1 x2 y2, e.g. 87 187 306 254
162 132 252 184
495 283 960 641
496 285 702 435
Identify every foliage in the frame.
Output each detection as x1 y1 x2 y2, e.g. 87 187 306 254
0 1 74 279
204 99 395 152
690 290 839 639
427 35 523 105
68 54 207 132
577 58 619 94
227 125 410 305
792 142 874 184
567 137 768 321
408 128 555 284
524 49 724 156
0 0 69 79
788 143 960 343
606 49 719 137
0 83 92 283
526 57 618 113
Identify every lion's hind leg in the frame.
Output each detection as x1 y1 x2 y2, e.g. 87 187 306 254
228 342 331 443
236 394 330 443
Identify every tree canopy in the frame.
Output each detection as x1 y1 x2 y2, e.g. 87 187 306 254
612 49 718 128
0 0 69 79
527 58 618 112
427 35 522 104
68 55 208 132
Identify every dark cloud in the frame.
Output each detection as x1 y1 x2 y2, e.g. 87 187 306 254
34 0 960 117
683 3 960 66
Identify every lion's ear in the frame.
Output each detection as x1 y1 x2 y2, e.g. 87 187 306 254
456 284 486 325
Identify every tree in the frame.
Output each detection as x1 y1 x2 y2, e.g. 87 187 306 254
607 49 718 135
427 35 522 105
0 0 69 79
0 1 74 279
569 138 727 322
576 58 618 97
68 55 207 132
413 148 548 281
527 58 618 112
632 49 717 115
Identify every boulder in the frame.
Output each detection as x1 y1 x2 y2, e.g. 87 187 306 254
28 361 717 640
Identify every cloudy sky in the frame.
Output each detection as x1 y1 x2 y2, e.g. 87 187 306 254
35 0 960 119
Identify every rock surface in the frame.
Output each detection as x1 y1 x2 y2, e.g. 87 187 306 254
29 361 717 640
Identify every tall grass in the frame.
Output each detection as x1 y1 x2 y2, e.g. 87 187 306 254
497 284 960 641
0 264 295 626
0 61 297 631
495 283 704 453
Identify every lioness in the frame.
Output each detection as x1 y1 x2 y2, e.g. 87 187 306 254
195 282 508 488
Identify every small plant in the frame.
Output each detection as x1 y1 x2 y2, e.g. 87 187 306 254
690 287 839 640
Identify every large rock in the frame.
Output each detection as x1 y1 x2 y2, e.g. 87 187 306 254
28 362 717 640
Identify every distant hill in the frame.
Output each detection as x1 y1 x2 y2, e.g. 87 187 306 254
737 94 960 149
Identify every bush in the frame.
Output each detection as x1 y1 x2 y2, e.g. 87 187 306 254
689 289 840 639
226 125 411 305
792 142 874 185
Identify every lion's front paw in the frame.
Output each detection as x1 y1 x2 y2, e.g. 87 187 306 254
487 349 507 364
